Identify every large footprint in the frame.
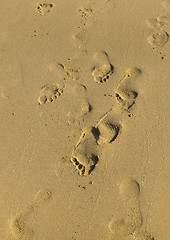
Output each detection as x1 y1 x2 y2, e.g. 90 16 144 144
91 51 114 84
115 67 141 110
108 179 154 239
71 113 120 176
108 179 142 236
10 189 52 240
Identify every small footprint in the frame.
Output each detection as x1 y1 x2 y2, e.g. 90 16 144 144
115 68 141 110
38 82 64 105
147 15 169 30
147 13 169 50
10 189 52 240
71 113 120 175
91 51 114 84
35 3 54 16
148 30 169 48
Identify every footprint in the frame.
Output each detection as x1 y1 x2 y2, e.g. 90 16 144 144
95 119 119 146
91 52 114 84
115 90 138 110
147 13 169 50
71 127 99 176
119 179 142 230
67 85 92 126
115 68 141 110
35 3 54 16
148 30 169 48
10 189 52 240
68 101 92 126
71 114 120 175
38 82 64 105
130 231 155 240
147 15 169 30
108 179 142 237
72 30 86 43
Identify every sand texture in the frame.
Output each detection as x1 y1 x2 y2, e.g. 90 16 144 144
0 0 170 240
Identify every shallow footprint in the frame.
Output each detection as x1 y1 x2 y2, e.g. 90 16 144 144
130 231 155 240
91 51 114 84
148 30 169 48
10 189 52 240
120 178 142 229
108 179 142 237
67 85 92 126
38 82 64 105
147 15 168 30
35 3 54 16
108 217 137 236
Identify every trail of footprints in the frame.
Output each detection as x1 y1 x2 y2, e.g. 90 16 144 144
20 3 156 238
10 189 52 240
108 179 154 240
71 116 120 175
70 64 140 176
146 2 170 56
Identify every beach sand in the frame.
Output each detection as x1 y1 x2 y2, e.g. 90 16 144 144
0 0 169 240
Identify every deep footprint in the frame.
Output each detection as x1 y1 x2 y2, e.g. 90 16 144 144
115 67 141 110
71 116 120 175
71 127 99 176
91 51 114 84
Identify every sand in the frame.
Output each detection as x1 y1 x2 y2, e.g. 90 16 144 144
0 0 169 240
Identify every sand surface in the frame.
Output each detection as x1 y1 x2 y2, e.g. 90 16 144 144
0 0 170 240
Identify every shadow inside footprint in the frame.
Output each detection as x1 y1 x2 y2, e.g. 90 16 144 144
92 64 114 83
115 90 138 110
91 51 114 84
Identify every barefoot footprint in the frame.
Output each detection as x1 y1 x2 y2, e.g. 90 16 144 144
147 13 169 49
148 30 169 48
67 85 92 126
91 51 114 84
38 82 64 105
115 67 141 110
35 3 54 16
71 113 120 175
108 179 154 239
108 179 142 236
10 189 52 240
